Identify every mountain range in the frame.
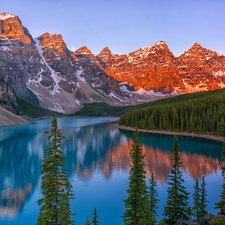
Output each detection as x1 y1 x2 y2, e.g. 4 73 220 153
0 12 225 114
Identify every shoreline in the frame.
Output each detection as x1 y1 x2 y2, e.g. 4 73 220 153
114 124 224 143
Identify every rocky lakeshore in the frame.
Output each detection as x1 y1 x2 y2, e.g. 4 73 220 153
115 124 224 143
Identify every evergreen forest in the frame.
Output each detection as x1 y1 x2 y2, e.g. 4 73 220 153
37 116 225 224
118 89 225 136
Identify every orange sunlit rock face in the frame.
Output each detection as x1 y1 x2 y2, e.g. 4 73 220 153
71 53 79 61
0 15 31 45
75 46 100 65
96 42 225 94
40 33 67 52
38 32 69 59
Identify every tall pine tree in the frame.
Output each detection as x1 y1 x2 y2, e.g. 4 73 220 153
199 176 208 218
91 208 99 225
212 97 225 225
84 219 91 225
192 179 201 220
215 97 225 215
122 128 154 225
163 136 191 225
215 144 225 215
148 173 160 224
37 115 75 225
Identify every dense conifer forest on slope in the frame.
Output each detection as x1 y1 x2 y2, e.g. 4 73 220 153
72 88 225 118
15 91 62 118
118 88 225 136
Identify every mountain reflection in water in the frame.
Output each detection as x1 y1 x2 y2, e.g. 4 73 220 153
102 139 222 184
0 118 223 223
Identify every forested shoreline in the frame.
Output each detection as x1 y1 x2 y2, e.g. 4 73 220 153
118 89 225 137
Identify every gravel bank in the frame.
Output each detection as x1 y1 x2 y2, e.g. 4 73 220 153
114 124 224 143
0 106 31 127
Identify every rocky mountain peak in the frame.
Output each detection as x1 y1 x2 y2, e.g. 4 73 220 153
135 41 172 60
186 42 206 54
97 47 114 70
0 12 15 21
154 40 167 47
179 43 218 60
192 42 202 48
75 46 100 65
99 47 112 55
38 32 67 53
0 13 31 45
151 41 171 52
75 46 92 55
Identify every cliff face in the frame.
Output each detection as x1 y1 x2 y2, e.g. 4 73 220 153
0 75 18 113
0 13 126 113
97 42 225 94
0 78 16 103
0 59 27 95
0 13 49 96
1 12 225 114
177 43 225 91
0 13 31 45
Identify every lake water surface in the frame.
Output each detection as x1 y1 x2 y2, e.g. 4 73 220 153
0 117 223 224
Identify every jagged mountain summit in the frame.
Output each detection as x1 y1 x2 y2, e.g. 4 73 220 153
0 13 152 113
0 12 225 114
97 41 225 94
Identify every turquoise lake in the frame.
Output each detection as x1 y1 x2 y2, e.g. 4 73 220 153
0 117 223 224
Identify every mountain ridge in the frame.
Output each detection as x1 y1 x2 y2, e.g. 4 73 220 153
0 12 225 114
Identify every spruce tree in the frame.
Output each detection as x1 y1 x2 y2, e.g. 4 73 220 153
215 144 225 215
163 136 191 225
215 100 225 215
212 96 225 225
85 218 91 225
122 128 154 225
148 172 159 224
192 179 201 220
199 176 208 218
91 208 99 225
37 115 75 225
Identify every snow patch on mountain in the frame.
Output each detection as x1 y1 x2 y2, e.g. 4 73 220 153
26 67 46 89
34 38 62 95
75 99 80 105
0 13 15 21
0 46 10 51
120 84 130 92
213 71 225 77
137 88 166 97
48 101 65 113
75 68 86 83
183 80 208 92
109 92 123 102
218 82 225 88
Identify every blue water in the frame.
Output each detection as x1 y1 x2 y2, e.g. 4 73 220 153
0 117 223 224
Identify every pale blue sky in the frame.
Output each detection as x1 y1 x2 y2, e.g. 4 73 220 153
1 0 225 56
